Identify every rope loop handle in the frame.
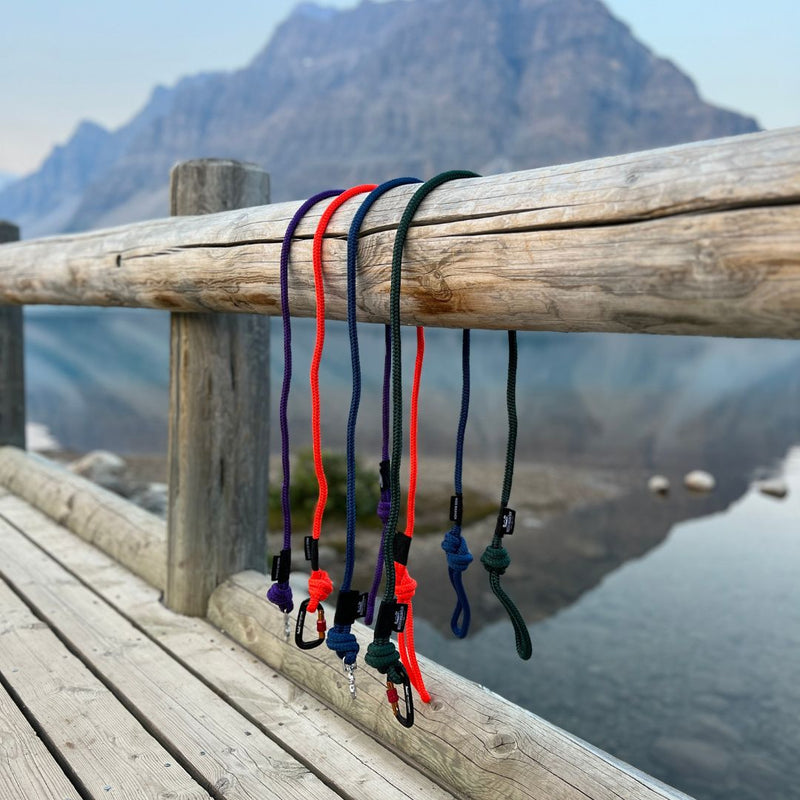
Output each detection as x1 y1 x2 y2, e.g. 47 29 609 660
267 189 342 629
374 170 479 707
330 178 420 662
484 330 532 660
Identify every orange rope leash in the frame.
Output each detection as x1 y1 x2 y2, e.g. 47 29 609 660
306 184 377 615
396 325 430 702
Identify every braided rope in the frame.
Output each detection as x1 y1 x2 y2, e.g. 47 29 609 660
267 189 342 615
480 330 532 660
328 177 420 664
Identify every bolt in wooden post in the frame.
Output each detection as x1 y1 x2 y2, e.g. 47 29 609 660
166 160 271 616
0 221 24 449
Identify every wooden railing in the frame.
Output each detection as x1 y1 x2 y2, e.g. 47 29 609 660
1 126 799 617
1 127 799 337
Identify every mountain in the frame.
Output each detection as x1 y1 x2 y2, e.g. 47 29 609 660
0 0 757 234
0 171 17 192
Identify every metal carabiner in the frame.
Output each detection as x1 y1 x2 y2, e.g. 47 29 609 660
294 598 326 650
386 665 415 729
342 659 357 699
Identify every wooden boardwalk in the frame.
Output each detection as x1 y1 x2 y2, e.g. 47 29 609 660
0 448 690 800
0 485 454 800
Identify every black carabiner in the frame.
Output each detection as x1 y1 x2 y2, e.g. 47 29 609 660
386 664 415 729
295 597 327 650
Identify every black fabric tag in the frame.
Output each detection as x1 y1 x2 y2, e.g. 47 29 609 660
495 507 516 536
374 600 398 638
304 536 319 570
449 493 463 523
394 533 412 566
334 590 361 625
356 592 368 618
392 603 408 632
270 548 291 582
374 600 409 636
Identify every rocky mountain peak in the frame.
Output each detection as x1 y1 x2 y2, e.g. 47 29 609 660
0 0 758 235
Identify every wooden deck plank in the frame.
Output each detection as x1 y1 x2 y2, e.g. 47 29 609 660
0 678 81 800
0 578 209 800
0 485 689 800
0 514 343 800
0 492 457 800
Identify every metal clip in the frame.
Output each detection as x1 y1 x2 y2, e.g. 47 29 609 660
343 659 357 699
283 611 291 642
294 598 326 650
386 664 414 729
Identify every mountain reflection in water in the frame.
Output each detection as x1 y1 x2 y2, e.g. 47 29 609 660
414 447 800 800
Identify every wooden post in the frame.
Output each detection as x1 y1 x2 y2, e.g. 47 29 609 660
166 160 271 616
0 222 24 449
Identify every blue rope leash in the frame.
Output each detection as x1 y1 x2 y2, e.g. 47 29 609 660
441 328 473 637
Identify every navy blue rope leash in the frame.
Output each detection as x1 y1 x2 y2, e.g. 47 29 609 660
326 177 421 679
267 190 342 635
441 328 473 637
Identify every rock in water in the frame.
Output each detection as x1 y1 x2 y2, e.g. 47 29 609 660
130 482 168 517
69 450 128 493
648 475 670 495
684 470 716 493
756 478 788 499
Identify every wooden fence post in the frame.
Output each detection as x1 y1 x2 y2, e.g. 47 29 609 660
166 160 271 616
0 222 24 449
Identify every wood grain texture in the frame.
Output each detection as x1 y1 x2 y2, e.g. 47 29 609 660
0 446 166 589
208 571 691 800
0 221 24 448
167 159 271 617
0 451 691 800
0 128 799 337
0 679 79 800
0 578 209 800
0 490 456 800
0 514 343 800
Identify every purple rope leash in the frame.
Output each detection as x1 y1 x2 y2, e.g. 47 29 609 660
267 190 343 635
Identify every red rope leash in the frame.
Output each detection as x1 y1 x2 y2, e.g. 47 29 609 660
306 184 377 617
395 325 430 702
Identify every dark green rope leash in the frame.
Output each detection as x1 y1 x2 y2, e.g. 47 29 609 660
480 330 532 660
365 170 478 725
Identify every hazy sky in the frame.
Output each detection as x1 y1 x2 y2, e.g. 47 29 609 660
1 0 798 176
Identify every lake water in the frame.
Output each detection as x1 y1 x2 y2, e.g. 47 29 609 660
415 447 800 800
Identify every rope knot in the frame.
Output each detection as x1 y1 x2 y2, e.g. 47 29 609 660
327 624 360 664
365 640 405 683
266 582 294 613
441 527 473 572
306 569 334 612
394 565 417 604
481 545 510 575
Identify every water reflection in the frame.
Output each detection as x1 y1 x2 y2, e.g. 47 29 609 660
414 448 800 800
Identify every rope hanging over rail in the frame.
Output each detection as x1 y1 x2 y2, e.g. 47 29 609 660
295 185 377 652
326 178 419 697
480 330 533 660
268 189 342 638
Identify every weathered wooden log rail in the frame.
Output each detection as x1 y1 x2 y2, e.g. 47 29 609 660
0 127 795 799
1 127 799 338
